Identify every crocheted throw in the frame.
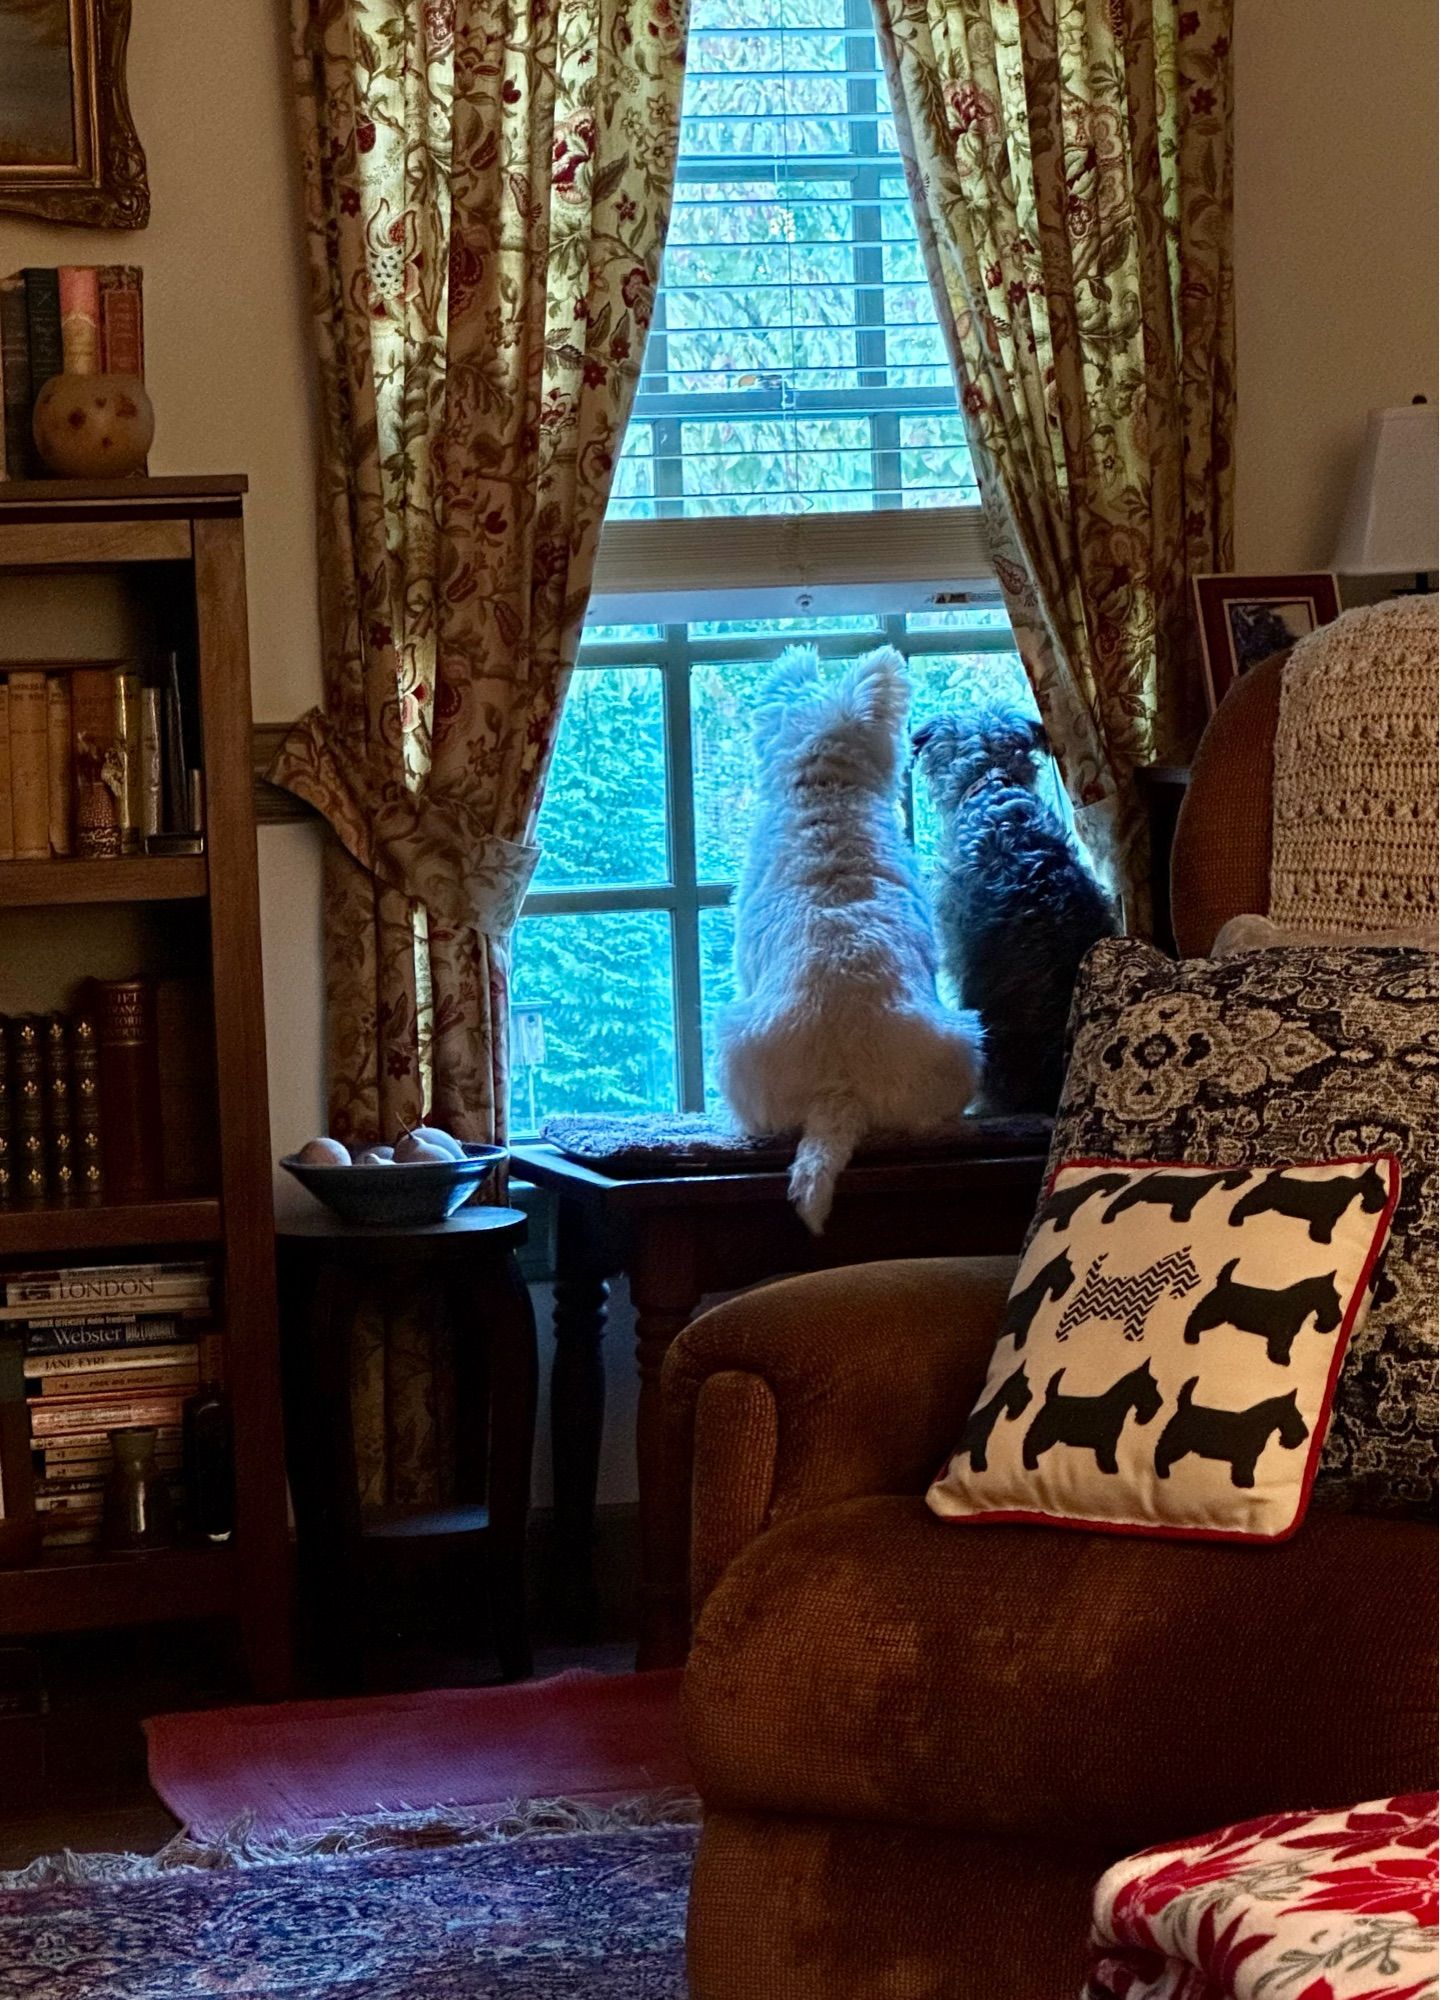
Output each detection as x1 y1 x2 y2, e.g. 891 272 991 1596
1270 596 1438 934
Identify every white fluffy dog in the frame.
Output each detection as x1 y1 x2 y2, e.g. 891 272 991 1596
716 645 984 1234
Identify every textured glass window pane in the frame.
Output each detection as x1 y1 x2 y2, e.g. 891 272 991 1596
531 667 669 890
699 902 738 1109
511 911 677 1121
687 613 881 638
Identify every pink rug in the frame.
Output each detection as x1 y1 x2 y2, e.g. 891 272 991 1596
145 1669 688 1840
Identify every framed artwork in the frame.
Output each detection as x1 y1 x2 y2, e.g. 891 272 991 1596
0 0 148 229
1192 572 1342 713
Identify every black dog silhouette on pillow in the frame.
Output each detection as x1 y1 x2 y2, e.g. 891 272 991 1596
1001 1251 1074 1348
1184 1258 1344 1366
1021 1362 1163 1474
1100 1168 1249 1225
1154 1377 1309 1488
1228 1162 1390 1244
1040 1173 1128 1231
956 1366 1031 1472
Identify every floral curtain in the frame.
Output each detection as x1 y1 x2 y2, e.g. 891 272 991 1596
874 0 1234 914
275 0 687 1500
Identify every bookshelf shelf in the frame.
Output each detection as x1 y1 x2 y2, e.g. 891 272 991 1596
0 476 292 1705
0 1543 238 1636
0 856 207 907
0 1199 222 1257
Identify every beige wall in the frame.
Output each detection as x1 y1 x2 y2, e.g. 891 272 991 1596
0 0 328 1192
1234 0 1438 570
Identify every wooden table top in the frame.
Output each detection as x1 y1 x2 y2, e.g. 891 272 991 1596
509 1142 1048 1212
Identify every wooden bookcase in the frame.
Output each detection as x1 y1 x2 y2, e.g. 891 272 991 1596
0 477 292 1696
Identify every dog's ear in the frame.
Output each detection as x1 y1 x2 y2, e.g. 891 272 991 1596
842 645 910 735
752 646 824 755
911 716 940 755
1025 717 1049 755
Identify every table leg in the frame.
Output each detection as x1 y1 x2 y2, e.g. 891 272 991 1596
631 1214 699 1671
480 1250 538 1683
277 1250 365 1692
546 1200 613 1638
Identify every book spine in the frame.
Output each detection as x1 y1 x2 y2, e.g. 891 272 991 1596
0 680 12 861
6 671 49 861
140 687 163 839
8 1017 45 1208
0 1019 11 1210
70 1014 103 1204
30 1365 199 1398
28 1392 188 1438
5 1276 207 1309
41 1013 74 1204
22 271 63 404
112 669 142 850
37 1426 179 1468
98 267 144 378
58 268 101 375
26 1341 198 1378
22 1319 182 1356
6 1257 208 1298
0 277 36 478
95 978 162 1203
70 667 123 860
45 675 72 857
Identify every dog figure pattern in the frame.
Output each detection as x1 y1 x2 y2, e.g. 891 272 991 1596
1184 1258 1344 1366
1000 1251 1075 1348
1038 1172 1129 1232
1054 1249 1203 1344
1101 1168 1250 1226
1154 1377 1310 1488
955 1366 1032 1472
1228 1163 1391 1244
1021 1362 1163 1474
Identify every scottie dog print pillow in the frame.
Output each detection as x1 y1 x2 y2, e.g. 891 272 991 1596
928 1157 1400 1541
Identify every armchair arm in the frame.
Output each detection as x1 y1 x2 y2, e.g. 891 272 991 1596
663 1255 1016 1617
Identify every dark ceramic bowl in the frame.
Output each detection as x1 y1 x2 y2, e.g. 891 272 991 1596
280 1142 507 1228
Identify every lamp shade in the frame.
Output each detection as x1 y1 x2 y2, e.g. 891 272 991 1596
1331 402 1439 574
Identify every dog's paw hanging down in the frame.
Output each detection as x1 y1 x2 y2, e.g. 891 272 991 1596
716 644 984 1234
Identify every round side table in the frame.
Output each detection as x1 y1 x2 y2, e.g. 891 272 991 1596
276 1206 537 1685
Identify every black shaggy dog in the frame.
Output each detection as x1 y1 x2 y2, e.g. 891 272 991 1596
913 707 1117 1113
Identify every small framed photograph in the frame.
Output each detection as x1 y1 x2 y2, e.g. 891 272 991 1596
0 0 148 230
1192 573 1342 713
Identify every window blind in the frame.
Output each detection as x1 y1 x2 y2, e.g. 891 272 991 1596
612 0 976 522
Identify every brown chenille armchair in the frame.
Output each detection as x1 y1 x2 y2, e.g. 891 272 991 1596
664 650 1438 1999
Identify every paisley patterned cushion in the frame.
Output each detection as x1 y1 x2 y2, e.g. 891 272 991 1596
928 1157 1399 1540
1035 940 1438 1517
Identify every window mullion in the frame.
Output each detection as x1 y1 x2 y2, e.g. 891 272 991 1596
662 622 707 1112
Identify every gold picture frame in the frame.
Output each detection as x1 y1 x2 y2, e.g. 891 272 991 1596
0 0 148 230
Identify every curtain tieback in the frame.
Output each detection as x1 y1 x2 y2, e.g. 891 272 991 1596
267 707 540 939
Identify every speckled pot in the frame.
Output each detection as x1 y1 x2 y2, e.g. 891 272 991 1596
33 371 154 478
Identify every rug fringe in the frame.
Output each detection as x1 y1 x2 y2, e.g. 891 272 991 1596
0 1792 702 1891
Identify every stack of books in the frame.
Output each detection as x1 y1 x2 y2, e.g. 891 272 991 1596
0 655 202 864
0 265 145 480
4 1259 211 1548
0 1010 102 1208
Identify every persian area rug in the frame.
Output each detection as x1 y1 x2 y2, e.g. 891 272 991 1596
0 1804 699 2000
145 1668 688 1840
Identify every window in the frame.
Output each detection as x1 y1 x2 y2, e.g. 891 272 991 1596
512 0 1033 1127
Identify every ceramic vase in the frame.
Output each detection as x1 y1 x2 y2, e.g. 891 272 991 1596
32 372 154 478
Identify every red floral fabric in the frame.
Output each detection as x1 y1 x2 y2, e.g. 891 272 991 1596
1086 1794 1439 2000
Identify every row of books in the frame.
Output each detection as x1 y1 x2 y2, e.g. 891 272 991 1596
0 266 146 481
4 1260 211 1549
0 977 220 1208
0 658 202 864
